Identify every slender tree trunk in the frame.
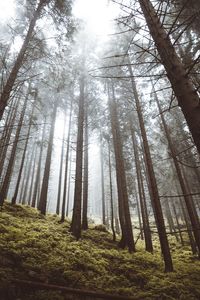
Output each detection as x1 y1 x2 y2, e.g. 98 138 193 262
11 98 36 204
171 201 185 246
61 102 73 222
100 132 106 225
0 0 48 119
108 82 135 252
27 145 38 205
38 102 58 215
82 108 89 230
31 120 46 208
164 198 179 242
18 147 33 204
175 182 197 254
0 89 29 206
108 141 116 242
0 97 19 181
128 61 173 271
139 0 200 155
154 90 200 255
56 114 67 215
135 188 144 240
22 142 37 205
70 79 85 239
66 151 72 217
130 122 153 252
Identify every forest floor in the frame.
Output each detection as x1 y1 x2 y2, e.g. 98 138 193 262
0 202 200 300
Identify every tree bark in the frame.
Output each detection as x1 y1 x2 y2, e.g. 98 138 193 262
139 0 200 155
31 120 46 208
128 61 173 271
11 96 36 205
0 0 49 119
82 106 89 230
38 102 57 215
108 82 135 252
56 113 66 215
154 89 200 255
130 121 153 252
0 88 29 206
100 131 106 225
108 141 116 241
61 100 73 222
70 78 85 239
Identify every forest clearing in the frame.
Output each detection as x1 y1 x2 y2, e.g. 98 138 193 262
0 0 200 299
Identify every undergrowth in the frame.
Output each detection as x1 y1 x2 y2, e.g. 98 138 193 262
0 202 200 299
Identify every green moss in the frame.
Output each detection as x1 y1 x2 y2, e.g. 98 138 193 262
0 202 200 300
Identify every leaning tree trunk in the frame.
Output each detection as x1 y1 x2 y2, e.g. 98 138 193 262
0 0 49 120
11 97 36 205
154 89 200 256
128 60 173 271
139 0 200 155
108 82 135 252
70 78 85 239
0 88 29 206
38 102 58 215
0 97 19 182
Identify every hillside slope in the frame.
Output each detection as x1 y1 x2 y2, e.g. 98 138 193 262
0 202 200 299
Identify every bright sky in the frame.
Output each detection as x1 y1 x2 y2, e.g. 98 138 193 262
0 0 15 22
73 0 119 37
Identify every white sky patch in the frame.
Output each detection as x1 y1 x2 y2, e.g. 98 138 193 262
73 0 119 38
0 0 15 23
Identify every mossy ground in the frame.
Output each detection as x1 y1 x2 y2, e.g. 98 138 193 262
0 202 200 299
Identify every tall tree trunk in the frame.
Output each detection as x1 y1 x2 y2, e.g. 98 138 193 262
135 188 144 240
175 182 197 254
171 200 184 246
100 132 106 225
164 198 179 242
27 145 38 205
0 97 19 181
139 0 200 155
66 151 72 217
70 78 85 239
108 82 135 252
130 121 153 252
21 141 37 205
154 89 200 256
38 102 58 215
31 120 46 208
128 61 173 271
18 146 33 204
108 141 116 242
82 107 89 230
61 101 73 222
0 88 29 206
56 114 66 215
11 97 36 204
0 0 49 119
